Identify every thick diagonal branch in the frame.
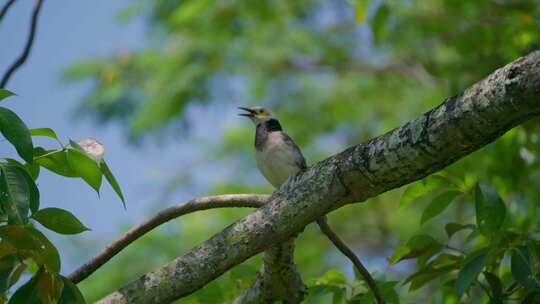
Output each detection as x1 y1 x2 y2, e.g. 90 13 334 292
98 51 540 304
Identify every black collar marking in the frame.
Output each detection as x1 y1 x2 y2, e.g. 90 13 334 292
261 118 282 132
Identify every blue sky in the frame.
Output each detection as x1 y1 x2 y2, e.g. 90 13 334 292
0 0 204 273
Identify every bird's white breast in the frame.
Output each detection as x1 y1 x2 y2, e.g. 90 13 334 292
255 132 301 187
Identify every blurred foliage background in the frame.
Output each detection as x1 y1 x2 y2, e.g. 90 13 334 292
64 0 540 303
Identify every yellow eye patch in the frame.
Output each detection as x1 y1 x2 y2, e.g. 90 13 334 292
257 110 270 117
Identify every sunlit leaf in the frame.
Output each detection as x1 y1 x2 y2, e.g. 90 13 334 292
0 89 15 102
456 248 488 299
34 148 77 177
30 128 62 146
66 148 102 193
316 269 348 285
355 0 370 22
171 0 211 26
0 107 33 162
100 161 125 207
32 208 90 235
68 139 85 152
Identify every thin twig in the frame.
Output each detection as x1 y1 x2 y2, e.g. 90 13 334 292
0 0 17 21
316 217 385 304
67 194 269 284
0 0 44 88
503 281 519 295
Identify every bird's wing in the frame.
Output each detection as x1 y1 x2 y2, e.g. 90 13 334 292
281 133 307 170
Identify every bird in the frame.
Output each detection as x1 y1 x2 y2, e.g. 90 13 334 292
238 106 307 188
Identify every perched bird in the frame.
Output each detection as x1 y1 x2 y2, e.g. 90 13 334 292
239 106 306 188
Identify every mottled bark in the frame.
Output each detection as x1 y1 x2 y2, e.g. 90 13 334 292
234 239 306 304
98 51 540 304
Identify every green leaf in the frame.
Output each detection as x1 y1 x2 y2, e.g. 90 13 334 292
445 223 475 239
100 161 125 207
475 182 506 237
406 265 456 291
68 139 85 152
389 234 443 264
371 3 390 43
8 268 41 304
523 291 540 304
4 158 38 180
0 165 31 224
0 226 61 272
29 128 62 146
483 272 502 300
66 148 102 193
305 285 335 304
316 269 348 285
421 190 462 225
355 0 370 22
377 281 400 304
456 248 488 299
0 89 15 102
0 107 33 162
0 255 25 293
404 254 462 291
400 175 450 207
34 148 77 177
58 276 86 304
1 161 40 213
511 246 540 290
32 208 90 235
9 267 63 304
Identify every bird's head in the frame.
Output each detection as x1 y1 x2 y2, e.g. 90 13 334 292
238 106 273 125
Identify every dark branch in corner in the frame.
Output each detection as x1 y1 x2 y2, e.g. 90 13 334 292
317 217 385 304
0 0 44 88
0 0 18 21
68 194 268 284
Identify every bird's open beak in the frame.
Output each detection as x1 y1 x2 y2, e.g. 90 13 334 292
238 106 255 117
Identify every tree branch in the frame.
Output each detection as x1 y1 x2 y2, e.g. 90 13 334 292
317 217 384 304
68 194 268 284
0 0 17 21
97 51 540 304
0 0 44 88
234 239 307 304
